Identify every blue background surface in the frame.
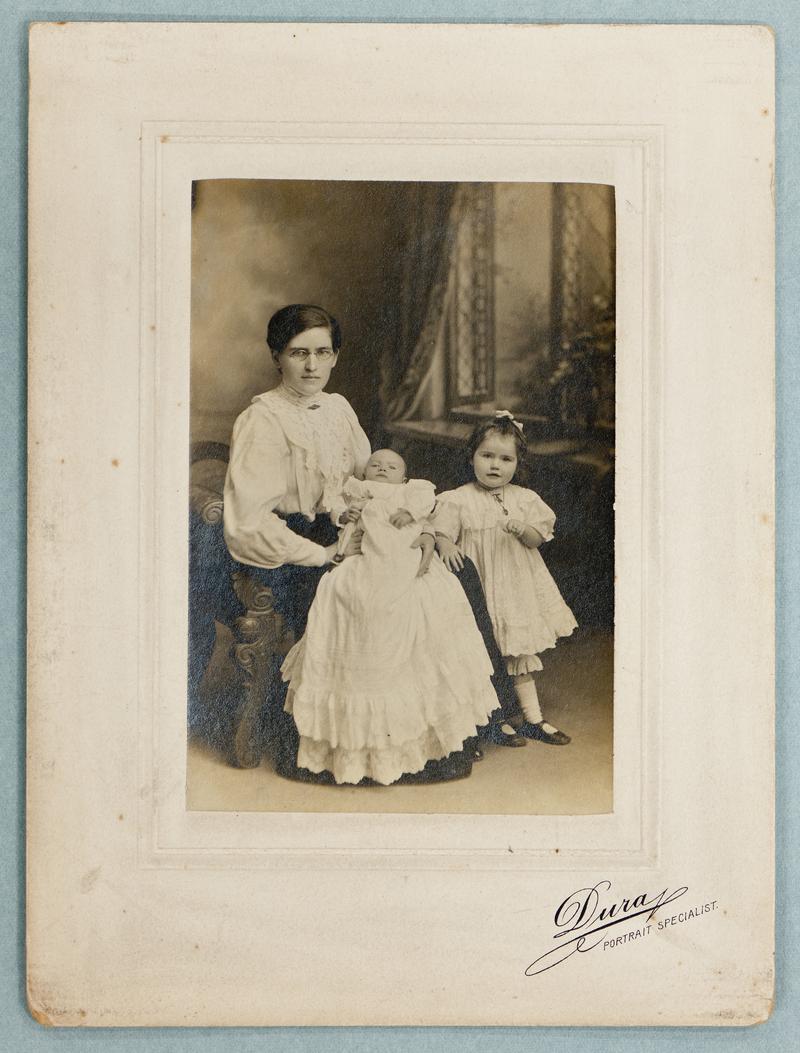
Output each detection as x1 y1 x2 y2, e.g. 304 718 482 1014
2 2 796 1047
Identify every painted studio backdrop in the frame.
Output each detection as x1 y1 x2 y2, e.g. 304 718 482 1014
187 179 615 815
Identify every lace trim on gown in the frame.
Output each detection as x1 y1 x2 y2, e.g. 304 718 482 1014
252 387 368 516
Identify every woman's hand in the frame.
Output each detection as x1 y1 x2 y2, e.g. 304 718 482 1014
339 506 362 525
342 527 364 557
436 535 464 573
324 527 364 565
411 532 435 577
389 509 414 529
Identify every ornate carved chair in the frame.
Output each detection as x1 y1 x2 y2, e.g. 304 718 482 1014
188 443 294 768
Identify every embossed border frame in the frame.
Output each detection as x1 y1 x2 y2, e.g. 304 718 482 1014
138 121 663 871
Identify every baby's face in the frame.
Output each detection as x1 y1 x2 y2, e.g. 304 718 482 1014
364 450 407 484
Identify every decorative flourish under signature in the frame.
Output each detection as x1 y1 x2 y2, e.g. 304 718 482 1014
525 880 689 976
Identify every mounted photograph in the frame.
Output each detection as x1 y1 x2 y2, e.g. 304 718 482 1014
26 22 773 1027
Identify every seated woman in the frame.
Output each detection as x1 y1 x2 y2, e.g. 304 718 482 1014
281 450 498 785
222 304 467 781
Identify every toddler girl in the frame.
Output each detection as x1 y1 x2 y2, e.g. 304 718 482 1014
433 413 577 745
281 450 498 784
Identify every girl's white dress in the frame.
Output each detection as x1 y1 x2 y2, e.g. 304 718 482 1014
434 483 577 676
281 477 498 785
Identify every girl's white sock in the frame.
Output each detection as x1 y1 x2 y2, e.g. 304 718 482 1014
513 677 544 724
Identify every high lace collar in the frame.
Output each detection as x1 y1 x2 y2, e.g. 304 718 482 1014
251 386 363 519
275 382 325 409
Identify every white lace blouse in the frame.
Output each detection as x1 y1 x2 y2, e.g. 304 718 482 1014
223 384 371 569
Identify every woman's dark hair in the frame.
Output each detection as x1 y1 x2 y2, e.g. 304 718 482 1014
266 304 342 356
467 415 528 461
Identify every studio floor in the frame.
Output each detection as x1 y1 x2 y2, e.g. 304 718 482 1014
186 628 612 816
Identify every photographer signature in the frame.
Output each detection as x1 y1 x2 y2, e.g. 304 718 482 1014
524 880 689 976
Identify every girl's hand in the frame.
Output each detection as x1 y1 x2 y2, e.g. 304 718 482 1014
411 532 435 577
504 517 526 539
339 506 362 525
389 509 414 529
503 519 545 548
436 536 465 573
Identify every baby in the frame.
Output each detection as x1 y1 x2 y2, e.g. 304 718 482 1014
281 450 498 785
329 449 434 566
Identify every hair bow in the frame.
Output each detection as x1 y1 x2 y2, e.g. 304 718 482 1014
494 409 524 434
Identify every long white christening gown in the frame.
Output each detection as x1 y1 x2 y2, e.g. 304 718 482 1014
281 477 498 784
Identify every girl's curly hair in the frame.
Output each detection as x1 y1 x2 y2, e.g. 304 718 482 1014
466 415 528 460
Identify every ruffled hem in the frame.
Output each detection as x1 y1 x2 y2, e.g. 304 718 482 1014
282 616 496 722
295 701 489 785
495 610 577 657
503 620 577 675
506 653 544 676
285 666 497 747
284 629 497 784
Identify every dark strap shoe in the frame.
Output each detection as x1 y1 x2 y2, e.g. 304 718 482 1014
479 722 528 747
517 721 571 746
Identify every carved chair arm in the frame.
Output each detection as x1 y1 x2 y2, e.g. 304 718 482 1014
189 483 224 525
228 570 295 768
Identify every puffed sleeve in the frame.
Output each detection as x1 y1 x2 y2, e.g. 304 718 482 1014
401 479 436 521
329 392 371 478
223 406 329 569
428 491 463 541
517 488 556 542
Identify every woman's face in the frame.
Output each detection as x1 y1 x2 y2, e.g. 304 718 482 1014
472 431 518 490
276 326 338 396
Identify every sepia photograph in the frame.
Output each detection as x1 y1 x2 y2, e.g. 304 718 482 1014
186 178 616 814
24 21 775 1028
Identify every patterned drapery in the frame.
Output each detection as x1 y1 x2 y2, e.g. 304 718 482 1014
381 183 494 423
